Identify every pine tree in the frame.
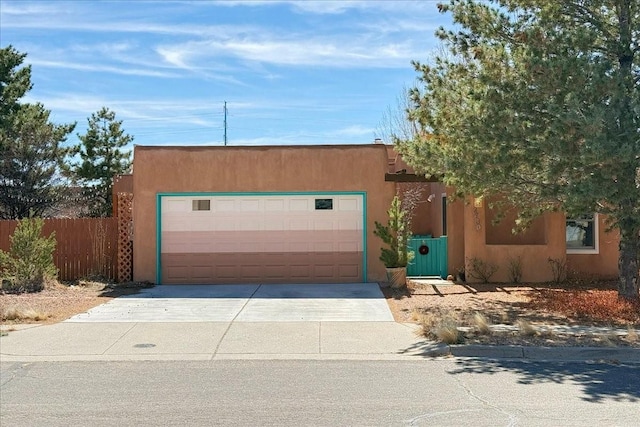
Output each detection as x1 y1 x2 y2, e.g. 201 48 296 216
0 46 75 219
71 107 133 217
397 0 639 300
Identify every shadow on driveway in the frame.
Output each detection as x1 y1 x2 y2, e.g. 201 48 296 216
114 283 385 299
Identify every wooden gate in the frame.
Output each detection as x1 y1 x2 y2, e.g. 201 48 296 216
407 235 448 278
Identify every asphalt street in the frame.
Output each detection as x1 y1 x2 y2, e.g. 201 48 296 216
1 359 638 426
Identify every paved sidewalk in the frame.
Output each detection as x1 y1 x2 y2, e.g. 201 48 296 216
0 321 441 361
1 282 638 363
2 321 639 363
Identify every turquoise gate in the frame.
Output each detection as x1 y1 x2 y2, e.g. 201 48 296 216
407 235 448 278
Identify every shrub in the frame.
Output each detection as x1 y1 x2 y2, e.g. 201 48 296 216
374 195 414 268
466 257 499 283
507 256 523 284
529 289 640 324
547 257 567 284
0 217 58 293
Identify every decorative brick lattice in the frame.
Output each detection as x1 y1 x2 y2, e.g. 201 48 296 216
117 192 134 282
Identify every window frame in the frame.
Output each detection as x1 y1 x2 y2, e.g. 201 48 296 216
441 193 447 236
566 213 599 254
314 198 333 210
191 199 211 211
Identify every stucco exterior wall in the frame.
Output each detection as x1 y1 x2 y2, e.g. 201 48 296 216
567 215 619 279
446 195 465 276
464 200 566 283
485 206 546 245
133 144 396 284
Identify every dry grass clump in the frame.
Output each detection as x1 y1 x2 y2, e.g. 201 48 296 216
596 333 617 347
516 319 537 336
471 312 492 335
413 308 464 344
625 327 639 344
434 320 462 344
1 305 50 321
528 289 640 325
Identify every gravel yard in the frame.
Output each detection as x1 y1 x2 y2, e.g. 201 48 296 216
383 279 640 348
0 280 150 326
2 279 638 348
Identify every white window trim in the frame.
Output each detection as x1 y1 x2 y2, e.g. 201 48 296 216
566 213 599 255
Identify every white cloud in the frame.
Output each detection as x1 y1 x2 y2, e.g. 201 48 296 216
156 34 422 69
290 1 368 15
331 125 375 137
216 1 432 15
4 1 436 148
25 94 222 126
4 1 435 70
155 46 189 69
22 42 246 85
29 59 181 78
214 0 359 14
2 10 256 38
0 2 61 15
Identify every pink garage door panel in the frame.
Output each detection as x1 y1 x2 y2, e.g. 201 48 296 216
160 194 364 284
161 230 362 253
161 252 362 284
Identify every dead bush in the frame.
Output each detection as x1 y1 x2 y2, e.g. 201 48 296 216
466 257 498 283
507 256 523 284
547 257 567 284
529 289 640 324
1 305 50 322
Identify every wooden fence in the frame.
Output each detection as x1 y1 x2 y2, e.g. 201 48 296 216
0 218 119 281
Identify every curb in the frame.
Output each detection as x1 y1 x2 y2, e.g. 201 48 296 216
438 345 640 363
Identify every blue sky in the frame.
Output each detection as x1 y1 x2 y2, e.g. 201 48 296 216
1 0 450 148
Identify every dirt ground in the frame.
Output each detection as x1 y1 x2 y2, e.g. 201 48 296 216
383 279 640 348
0 280 151 326
2 279 638 348
385 281 566 325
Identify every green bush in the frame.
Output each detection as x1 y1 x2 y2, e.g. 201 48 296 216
0 217 58 293
374 195 414 268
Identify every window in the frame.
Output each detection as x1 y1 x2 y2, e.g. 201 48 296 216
566 213 598 253
441 194 447 236
315 198 333 210
192 199 210 211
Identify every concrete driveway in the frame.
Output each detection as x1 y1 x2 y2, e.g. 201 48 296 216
66 283 394 323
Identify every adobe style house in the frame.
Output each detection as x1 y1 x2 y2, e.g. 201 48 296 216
130 143 619 285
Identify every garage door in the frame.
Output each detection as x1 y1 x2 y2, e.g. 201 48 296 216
158 193 365 284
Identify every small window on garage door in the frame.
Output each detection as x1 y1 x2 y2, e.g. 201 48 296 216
192 199 210 211
315 198 333 210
